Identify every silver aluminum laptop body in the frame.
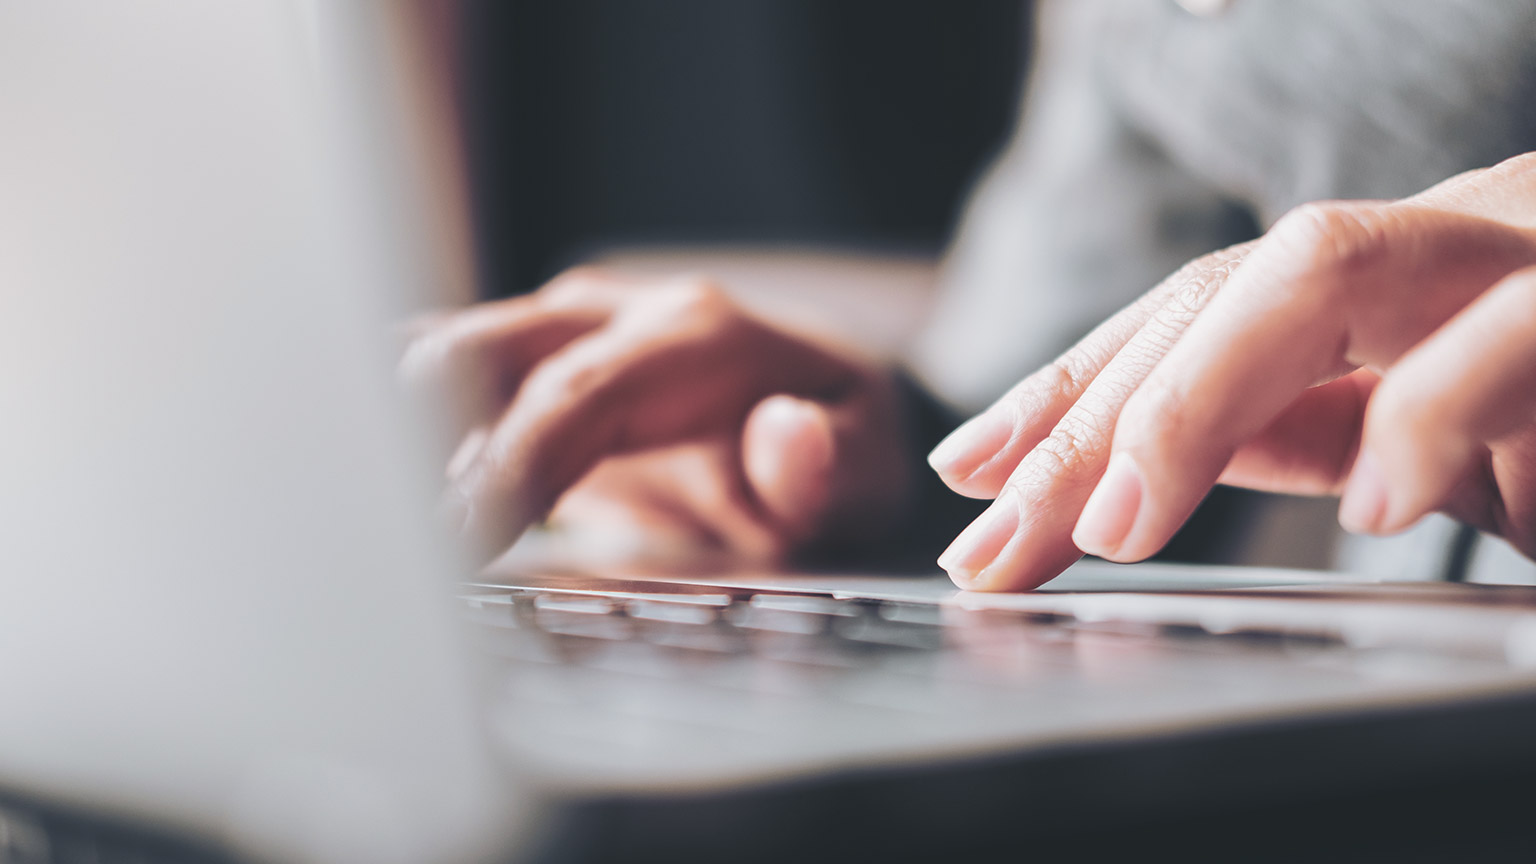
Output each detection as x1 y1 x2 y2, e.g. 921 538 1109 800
8 3 1536 863
0 4 514 862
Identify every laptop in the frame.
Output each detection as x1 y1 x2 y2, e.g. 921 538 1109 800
7 3 1536 862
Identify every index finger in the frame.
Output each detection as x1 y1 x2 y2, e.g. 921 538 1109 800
398 276 623 438
929 242 1254 498
1074 201 1536 563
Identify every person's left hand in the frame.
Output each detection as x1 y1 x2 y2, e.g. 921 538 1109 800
928 152 1536 590
400 269 911 566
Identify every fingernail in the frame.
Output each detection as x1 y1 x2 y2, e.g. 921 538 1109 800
1338 448 1388 534
1073 452 1144 558
928 410 1013 480
938 488 1021 585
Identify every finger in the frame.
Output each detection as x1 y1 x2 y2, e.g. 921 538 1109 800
666 440 788 561
1073 201 1536 564
549 445 784 561
1217 370 1377 496
400 297 608 436
933 246 1253 590
398 268 638 437
741 394 837 540
935 310 1204 590
1409 152 1536 227
929 242 1254 499
1340 265 1536 536
741 383 906 551
395 309 453 352
548 465 709 556
454 284 858 557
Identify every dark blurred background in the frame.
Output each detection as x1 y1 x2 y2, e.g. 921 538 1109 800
455 0 1030 298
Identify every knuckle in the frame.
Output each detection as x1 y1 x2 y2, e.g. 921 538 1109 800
542 266 615 303
1045 354 1094 397
1010 407 1108 494
1165 250 1243 320
662 276 729 315
519 352 611 414
1490 151 1536 182
550 265 612 286
1024 354 1095 411
1267 201 1392 277
1162 248 1233 300
630 276 739 338
1049 414 1105 473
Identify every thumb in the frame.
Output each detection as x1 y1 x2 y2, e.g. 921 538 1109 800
741 394 841 539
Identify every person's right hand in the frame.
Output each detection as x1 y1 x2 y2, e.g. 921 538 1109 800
928 153 1536 591
399 268 911 564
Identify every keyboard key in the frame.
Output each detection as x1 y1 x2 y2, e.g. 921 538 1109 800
727 604 832 635
625 599 720 625
533 594 621 615
747 593 862 617
834 615 944 651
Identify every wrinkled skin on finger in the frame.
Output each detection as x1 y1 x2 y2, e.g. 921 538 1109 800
932 152 1536 591
401 269 912 565
926 243 1259 589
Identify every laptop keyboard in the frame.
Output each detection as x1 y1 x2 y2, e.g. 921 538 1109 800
457 577 1531 780
464 587 953 668
459 579 1367 672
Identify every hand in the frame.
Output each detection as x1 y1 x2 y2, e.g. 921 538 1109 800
400 268 909 563
928 153 1536 591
